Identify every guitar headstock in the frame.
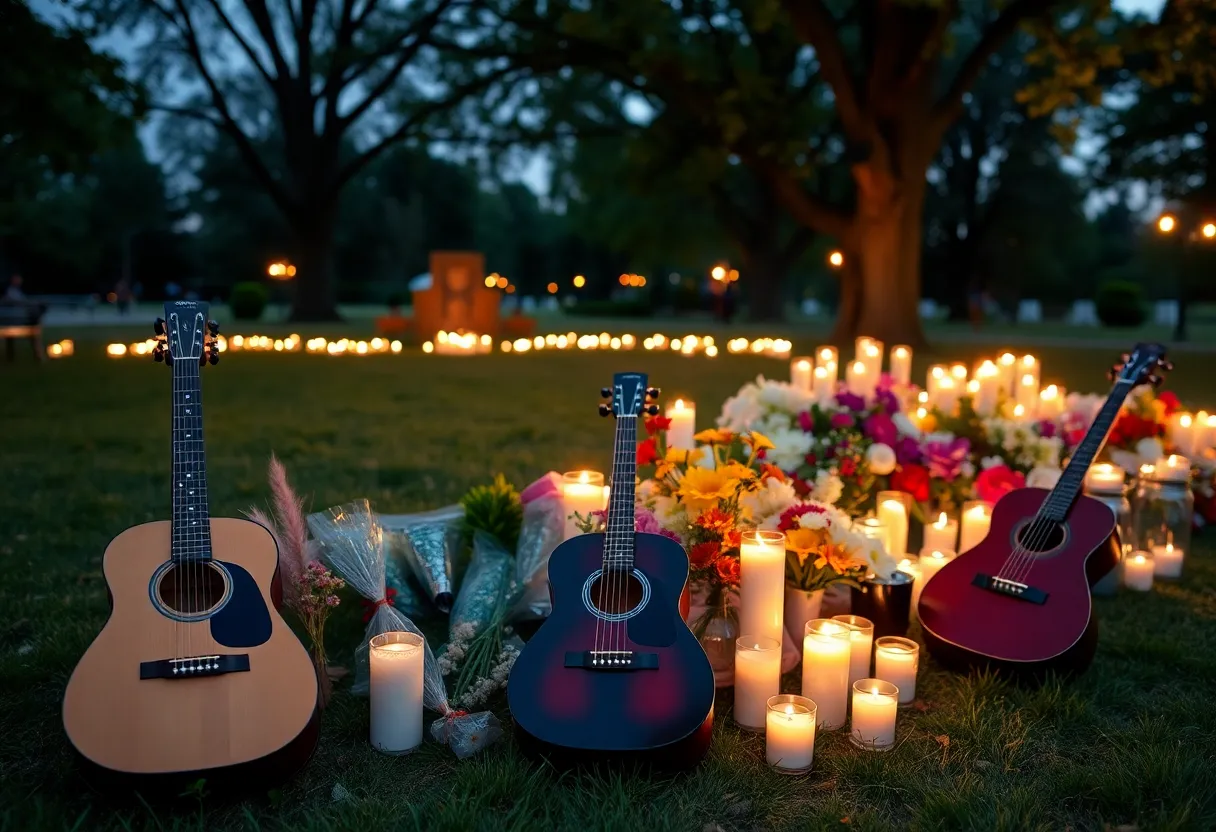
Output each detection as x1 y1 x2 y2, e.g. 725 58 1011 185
598 372 660 418
1109 342 1171 389
153 301 221 367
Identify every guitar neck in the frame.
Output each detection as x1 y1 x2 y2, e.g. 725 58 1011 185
604 414 638 572
1042 379 1131 521
171 357 212 562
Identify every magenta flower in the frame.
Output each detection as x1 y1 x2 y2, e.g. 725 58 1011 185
924 437 971 482
863 412 897 446
831 412 855 429
798 410 814 432
835 391 866 412
895 436 923 465
874 386 901 415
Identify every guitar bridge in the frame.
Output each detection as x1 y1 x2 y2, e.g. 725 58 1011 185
564 651 658 671
972 573 1049 605
140 654 250 680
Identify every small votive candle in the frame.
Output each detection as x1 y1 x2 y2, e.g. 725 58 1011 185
922 512 959 554
1085 463 1125 493
1151 543 1184 579
850 679 899 752
1153 454 1191 482
1123 551 1154 591
831 614 875 689
874 637 919 705
766 694 817 774
791 357 814 393
369 631 425 755
734 635 782 732
802 619 852 730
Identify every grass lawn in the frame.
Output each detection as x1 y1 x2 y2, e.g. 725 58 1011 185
3 334 1215 831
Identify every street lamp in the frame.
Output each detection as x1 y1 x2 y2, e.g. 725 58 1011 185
572 275 586 288
828 250 844 268
1157 214 1176 234
1156 212 1216 341
711 264 727 281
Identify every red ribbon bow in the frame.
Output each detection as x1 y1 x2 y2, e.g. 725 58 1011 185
445 708 468 721
361 587 397 623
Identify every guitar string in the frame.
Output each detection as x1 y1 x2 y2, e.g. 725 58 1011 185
591 387 614 660
615 411 638 659
609 410 633 659
170 316 181 668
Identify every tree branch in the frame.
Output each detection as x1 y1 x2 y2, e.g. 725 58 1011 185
932 0 1060 129
781 0 869 142
756 158 854 241
243 0 293 82
200 0 276 87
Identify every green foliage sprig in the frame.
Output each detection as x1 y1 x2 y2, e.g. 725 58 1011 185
460 474 522 552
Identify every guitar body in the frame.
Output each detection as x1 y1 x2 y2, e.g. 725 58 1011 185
918 488 1120 682
508 531 715 769
63 518 319 791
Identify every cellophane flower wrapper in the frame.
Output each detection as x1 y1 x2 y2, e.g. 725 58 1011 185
379 505 464 619
510 492 565 621
450 531 514 638
401 522 460 613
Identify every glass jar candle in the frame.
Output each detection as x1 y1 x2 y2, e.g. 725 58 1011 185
1132 460 1193 581
1084 464 1133 596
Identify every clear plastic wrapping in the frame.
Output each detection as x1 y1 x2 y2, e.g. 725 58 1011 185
510 491 565 621
450 531 515 637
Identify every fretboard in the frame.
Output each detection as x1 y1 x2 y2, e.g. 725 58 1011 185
1043 380 1132 521
603 414 638 571
171 357 212 562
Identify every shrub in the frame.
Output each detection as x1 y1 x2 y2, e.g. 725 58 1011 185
565 299 653 318
229 282 269 321
386 291 406 309
1095 281 1146 328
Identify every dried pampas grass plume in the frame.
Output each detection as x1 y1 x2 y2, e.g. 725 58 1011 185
244 454 312 606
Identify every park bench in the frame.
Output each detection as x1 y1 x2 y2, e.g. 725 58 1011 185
0 302 46 361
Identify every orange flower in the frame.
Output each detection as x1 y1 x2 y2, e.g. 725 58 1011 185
677 467 740 513
694 428 735 445
718 461 756 483
760 463 787 483
689 542 718 566
695 507 735 533
742 431 774 452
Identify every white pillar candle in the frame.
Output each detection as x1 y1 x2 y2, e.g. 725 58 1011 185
922 512 958 554
561 470 605 540
863 339 884 378
1169 413 1195 457
1020 355 1040 389
876 492 910 561
1151 543 1184 578
850 679 899 751
874 637 919 705
932 376 959 413
1084 463 1125 493
665 399 696 450
831 614 875 689
816 344 839 371
765 695 817 773
889 345 912 386
1015 373 1039 416
912 549 955 612
1200 414 1216 455
846 360 876 400
734 635 782 731
1038 384 1065 420
739 530 786 645
926 363 947 397
369 632 425 754
813 366 835 406
801 619 852 730
1123 551 1154 591
960 501 993 553
854 336 874 368
790 357 814 393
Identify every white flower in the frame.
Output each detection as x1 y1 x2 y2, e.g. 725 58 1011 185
740 477 798 525
866 442 896 475
1110 449 1141 474
757 379 814 415
809 470 844 505
637 478 660 503
1027 466 1062 489
1035 436 1064 466
1065 392 1104 424
758 411 794 436
893 411 922 438
718 382 763 431
767 426 813 471
1135 437 1164 467
652 495 686 533
960 460 976 479
981 455 1005 470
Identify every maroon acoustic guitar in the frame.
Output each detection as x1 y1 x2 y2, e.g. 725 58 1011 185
919 343 1171 681
507 372 715 768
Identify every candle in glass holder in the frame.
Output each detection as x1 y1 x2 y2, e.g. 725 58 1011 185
1151 543 1184 578
832 614 875 688
856 517 887 546
874 637 919 705
791 357 814 392
960 501 993 552
666 399 696 450
561 471 605 540
897 555 921 582
889 345 912 386
850 679 899 751
802 619 852 730
369 631 425 754
1123 551 1154 591
1015 373 1039 415
1038 384 1065 420
912 549 955 612
765 695 817 774
739 530 786 645
734 635 782 731
1085 463 1125 493
876 491 911 560
922 512 958 554
847 360 876 400
1153 454 1191 482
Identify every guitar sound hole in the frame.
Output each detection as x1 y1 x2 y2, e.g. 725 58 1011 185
589 572 646 616
1016 519 1066 553
156 562 229 615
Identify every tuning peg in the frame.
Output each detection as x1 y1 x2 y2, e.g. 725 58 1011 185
646 387 660 399
1162 360 1174 372
1121 353 1130 363
207 320 219 334
1106 368 1117 382
645 404 660 416
1148 373 1162 387
153 347 164 363
154 317 165 335
600 387 611 398
208 352 219 366
598 403 611 417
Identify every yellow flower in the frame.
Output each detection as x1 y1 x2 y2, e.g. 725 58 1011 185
694 428 735 445
665 447 691 463
718 461 756 483
677 467 740 514
742 431 774 452
785 526 830 556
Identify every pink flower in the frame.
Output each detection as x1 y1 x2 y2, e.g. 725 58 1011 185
976 465 1025 504
326 595 340 606
863 412 897 446
924 437 971 482
830 412 855 429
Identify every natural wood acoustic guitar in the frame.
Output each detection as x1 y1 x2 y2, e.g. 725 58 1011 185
63 302 319 792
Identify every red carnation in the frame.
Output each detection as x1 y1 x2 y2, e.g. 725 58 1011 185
975 465 1025 504
645 415 672 435
1158 391 1181 416
715 556 741 585
889 463 931 503
689 542 718 567
637 437 658 466
840 457 857 477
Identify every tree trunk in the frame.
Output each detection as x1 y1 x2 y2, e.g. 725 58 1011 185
289 210 341 322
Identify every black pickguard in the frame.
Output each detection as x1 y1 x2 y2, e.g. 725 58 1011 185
210 560 272 648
